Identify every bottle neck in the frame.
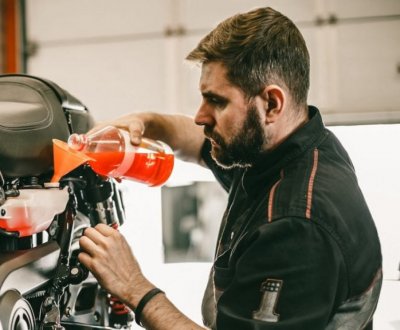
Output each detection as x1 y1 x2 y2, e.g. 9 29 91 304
68 133 88 151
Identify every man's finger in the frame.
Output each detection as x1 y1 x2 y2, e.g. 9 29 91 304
78 251 93 268
79 235 100 255
128 121 145 145
95 223 118 237
83 226 108 244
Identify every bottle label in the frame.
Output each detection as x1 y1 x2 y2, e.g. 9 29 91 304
108 131 135 178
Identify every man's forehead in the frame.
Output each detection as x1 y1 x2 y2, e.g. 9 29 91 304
200 61 227 78
199 62 232 92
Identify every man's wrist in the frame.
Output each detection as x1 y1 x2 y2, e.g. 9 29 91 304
134 287 165 327
122 274 156 309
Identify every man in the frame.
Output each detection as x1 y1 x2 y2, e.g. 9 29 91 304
79 6 382 329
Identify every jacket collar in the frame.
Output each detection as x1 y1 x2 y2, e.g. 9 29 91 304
242 106 326 194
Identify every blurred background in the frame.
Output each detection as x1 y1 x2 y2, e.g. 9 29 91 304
1 0 400 328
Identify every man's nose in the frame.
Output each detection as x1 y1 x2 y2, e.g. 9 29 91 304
194 101 215 127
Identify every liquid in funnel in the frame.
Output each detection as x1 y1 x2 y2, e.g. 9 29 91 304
51 139 93 182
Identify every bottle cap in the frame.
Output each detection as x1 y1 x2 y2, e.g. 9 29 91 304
68 133 87 151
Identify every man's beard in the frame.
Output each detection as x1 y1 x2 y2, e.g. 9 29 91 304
204 104 266 169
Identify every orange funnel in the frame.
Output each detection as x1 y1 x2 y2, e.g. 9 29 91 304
51 139 94 182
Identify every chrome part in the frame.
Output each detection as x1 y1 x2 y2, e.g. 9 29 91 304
0 290 35 330
0 241 60 296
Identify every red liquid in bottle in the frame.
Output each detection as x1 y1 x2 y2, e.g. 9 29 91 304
87 151 174 187
86 151 124 176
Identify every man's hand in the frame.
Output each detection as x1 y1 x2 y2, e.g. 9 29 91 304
78 224 206 329
78 224 154 307
88 113 146 146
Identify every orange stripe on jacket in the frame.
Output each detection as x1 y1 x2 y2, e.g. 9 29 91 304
306 149 319 219
267 169 284 222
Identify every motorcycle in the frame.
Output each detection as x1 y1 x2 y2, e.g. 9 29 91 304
0 74 133 329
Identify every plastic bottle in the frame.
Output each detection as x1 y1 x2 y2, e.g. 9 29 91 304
67 126 174 187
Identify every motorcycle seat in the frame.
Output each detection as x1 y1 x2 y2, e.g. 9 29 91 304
0 75 92 178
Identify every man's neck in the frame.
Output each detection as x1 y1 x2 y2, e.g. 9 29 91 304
267 106 309 151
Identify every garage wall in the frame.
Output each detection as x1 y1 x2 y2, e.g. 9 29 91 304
25 0 400 124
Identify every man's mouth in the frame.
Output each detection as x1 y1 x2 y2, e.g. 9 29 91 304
204 128 222 148
206 135 219 147
210 139 218 147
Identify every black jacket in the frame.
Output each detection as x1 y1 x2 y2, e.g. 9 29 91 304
201 106 382 330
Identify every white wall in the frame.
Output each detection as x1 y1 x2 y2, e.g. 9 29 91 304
26 0 400 123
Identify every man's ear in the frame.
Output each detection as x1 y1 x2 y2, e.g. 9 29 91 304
259 85 286 123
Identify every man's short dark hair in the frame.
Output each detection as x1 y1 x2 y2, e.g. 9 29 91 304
186 7 310 107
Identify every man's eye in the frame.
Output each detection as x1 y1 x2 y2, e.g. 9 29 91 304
209 97 226 106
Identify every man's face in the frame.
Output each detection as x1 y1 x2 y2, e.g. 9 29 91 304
194 62 266 169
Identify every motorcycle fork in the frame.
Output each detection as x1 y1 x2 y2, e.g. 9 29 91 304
39 187 77 330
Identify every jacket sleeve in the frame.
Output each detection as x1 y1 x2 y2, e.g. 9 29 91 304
215 217 348 330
